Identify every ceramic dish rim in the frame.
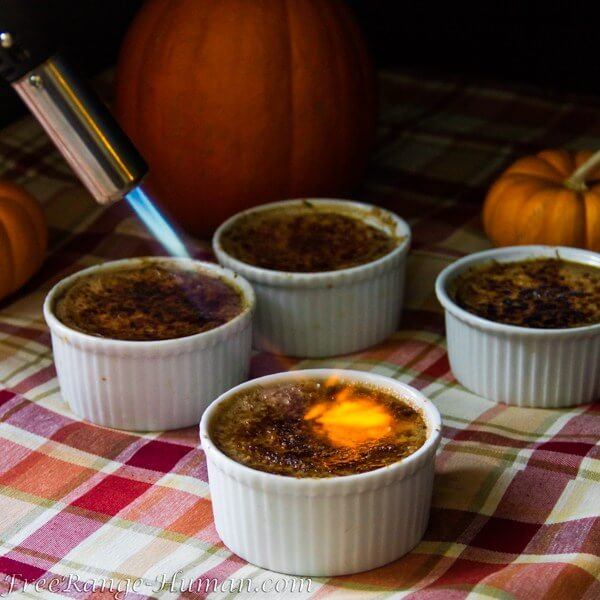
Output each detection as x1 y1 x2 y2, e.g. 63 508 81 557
435 245 600 337
200 368 442 493
43 256 256 351
212 198 411 286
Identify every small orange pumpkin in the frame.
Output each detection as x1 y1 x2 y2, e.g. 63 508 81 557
0 181 47 300
482 149 600 251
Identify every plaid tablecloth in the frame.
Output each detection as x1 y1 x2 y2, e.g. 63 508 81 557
0 70 599 599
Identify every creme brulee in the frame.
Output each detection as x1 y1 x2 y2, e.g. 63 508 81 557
219 204 399 272
453 258 600 329
54 265 244 341
209 380 427 477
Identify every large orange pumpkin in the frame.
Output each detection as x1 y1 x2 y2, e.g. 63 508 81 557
483 149 600 251
115 0 377 236
0 181 47 300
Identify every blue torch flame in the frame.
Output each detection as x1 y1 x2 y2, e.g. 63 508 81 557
125 186 190 258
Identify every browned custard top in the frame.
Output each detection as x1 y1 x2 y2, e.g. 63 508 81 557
210 380 427 478
55 265 244 341
454 258 600 329
220 205 398 272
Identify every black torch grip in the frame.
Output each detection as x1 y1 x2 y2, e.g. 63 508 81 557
0 0 56 82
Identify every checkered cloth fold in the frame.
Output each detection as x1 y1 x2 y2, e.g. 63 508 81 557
0 70 598 599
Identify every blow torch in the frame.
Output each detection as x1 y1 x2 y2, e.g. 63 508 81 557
0 0 147 205
0 1 190 257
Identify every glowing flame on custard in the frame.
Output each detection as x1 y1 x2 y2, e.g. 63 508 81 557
304 376 394 447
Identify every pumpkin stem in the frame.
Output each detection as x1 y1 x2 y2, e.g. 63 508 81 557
564 149 600 192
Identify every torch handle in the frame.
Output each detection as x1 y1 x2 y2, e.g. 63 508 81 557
0 1 147 204
13 54 148 203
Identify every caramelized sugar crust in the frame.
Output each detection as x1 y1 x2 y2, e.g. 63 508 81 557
454 258 600 329
55 265 244 341
220 205 399 272
210 381 427 478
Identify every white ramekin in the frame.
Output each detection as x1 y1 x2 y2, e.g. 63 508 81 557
213 199 411 358
44 257 255 431
436 245 600 408
200 368 441 576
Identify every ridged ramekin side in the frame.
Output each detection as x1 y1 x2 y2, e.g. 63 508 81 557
248 260 404 357
436 245 600 408
207 455 434 576
50 319 252 430
213 199 411 358
445 311 600 408
200 369 441 576
44 257 255 431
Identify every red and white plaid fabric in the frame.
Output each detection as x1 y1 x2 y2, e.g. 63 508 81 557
0 70 598 599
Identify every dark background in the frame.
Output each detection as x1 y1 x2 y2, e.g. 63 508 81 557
0 0 594 126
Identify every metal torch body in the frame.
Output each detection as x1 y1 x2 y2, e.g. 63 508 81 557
12 54 146 204
0 0 147 204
